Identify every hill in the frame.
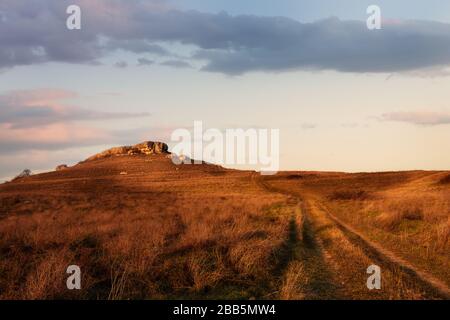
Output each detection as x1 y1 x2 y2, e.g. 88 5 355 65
0 143 448 299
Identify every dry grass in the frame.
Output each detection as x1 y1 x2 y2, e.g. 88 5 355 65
0 155 290 299
279 262 307 300
370 192 450 260
301 172 450 287
1 156 448 300
265 171 450 297
438 174 450 185
0 195 288 299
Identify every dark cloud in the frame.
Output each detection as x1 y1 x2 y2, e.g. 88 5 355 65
106 39 170 55
381 111 450 126
160 60 192 68
137 58 154 66
2 1 450 74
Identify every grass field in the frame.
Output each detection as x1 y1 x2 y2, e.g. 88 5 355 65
0 154 448 299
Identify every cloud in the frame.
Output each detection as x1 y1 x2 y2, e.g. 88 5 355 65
193 17 450 75
2 1 450 75
0 123 111 152
114 60 128 68
0 89 149 128
106 40 170 56
0 122 175 154
160 60 192 68
381 111 450 125
0 88 152 155
137 58 154 66
0 88 176 157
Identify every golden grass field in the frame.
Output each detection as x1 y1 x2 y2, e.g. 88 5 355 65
0 153 449 299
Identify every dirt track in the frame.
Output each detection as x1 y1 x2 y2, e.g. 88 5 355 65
254 173 450 300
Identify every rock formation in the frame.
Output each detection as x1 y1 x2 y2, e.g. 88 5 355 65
84 141 169 162
56 164 69 171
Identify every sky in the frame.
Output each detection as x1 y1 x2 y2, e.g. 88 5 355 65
1 0 450 180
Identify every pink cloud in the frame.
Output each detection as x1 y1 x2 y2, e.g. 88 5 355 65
0 123 110 145
0 88 149 128
0 88 151 153
1 88 78 113
3 88 77 105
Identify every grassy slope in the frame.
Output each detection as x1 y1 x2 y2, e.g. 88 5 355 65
0 155 289 299
0 156 448 299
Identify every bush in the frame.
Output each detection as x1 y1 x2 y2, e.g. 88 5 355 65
12 169 32 181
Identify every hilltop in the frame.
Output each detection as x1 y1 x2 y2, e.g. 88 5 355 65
83 141 169 162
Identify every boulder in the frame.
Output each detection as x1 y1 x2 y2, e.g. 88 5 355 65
134 141 169 154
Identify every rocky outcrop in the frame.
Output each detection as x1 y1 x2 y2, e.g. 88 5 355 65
133 141 168 154
56 164 69 171
84 141 169 162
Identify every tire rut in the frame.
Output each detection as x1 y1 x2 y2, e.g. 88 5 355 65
314 200 450 299
252 173 450 299
253 174 342 299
